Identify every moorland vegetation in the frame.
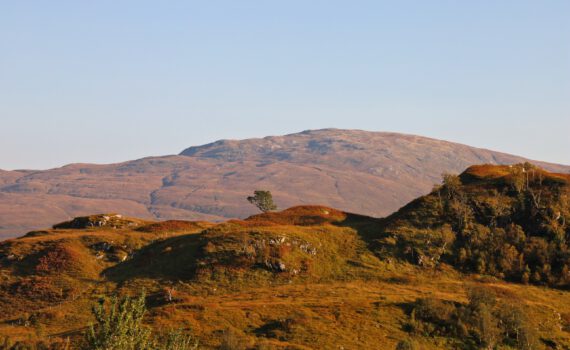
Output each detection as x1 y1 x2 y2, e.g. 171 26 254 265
0 164 569 349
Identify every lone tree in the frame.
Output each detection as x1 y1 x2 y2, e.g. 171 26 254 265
247 190 277 213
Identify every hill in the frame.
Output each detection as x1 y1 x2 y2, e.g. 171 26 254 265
2 178 570 349
1 129 569 239
378 163 570 288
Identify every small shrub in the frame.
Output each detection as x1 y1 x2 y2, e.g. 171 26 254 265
35 247 74 274
84 292 199 350
155 330 198 350
85 293 152 350
219 328 247 350
412 298 460 336
395 339 416 350
407 286 536 349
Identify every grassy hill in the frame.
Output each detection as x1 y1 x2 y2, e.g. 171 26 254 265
1 165 570 349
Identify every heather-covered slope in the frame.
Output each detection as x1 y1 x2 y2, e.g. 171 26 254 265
1 129 569 239
3 204 570 349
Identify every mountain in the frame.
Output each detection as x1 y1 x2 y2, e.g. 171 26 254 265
1 129 569 239
2 174 570 348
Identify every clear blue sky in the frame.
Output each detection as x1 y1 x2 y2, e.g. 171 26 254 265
1 1 569 170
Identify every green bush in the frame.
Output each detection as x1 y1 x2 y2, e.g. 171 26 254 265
84 292 197 350
395 339 416 350
85 293 151 350
247 190 277 213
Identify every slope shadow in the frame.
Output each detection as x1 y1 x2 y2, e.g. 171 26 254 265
332 212 389 257
103 232 205 283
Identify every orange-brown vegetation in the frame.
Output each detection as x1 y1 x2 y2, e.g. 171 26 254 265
242 205 349 226
462 163 570 184
136 220 214 233
1 165 570 349
35 244 82 274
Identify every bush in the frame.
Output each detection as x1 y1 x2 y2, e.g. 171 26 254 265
408 286 537 349
84 292 198 350
395 339 416 350
155 330 198 350
219 328 247 350
85 293 152 350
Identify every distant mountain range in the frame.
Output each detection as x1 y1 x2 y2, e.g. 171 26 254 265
1 129 568 239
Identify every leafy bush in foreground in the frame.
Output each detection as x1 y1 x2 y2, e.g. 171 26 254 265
84 292 198 350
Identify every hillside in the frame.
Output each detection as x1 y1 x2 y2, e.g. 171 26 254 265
379 163 570 286
2 176 570 349
1 129 569 239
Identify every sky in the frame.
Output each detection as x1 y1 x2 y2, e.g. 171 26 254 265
1 1 569 170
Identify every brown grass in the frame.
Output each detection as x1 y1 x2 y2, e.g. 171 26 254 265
464 163 570 183
2 202 570 349
136 220 214 233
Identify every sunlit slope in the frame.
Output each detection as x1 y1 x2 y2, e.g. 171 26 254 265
2 196 570 348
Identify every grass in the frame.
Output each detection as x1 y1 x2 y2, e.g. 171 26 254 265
462 163 570 184
1 172 570 349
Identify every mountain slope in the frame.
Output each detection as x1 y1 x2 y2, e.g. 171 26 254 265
1 129 569 239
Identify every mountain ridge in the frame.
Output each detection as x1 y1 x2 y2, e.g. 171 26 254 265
1 129 569 239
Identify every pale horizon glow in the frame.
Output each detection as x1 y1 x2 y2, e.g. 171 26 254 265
1 1 569 170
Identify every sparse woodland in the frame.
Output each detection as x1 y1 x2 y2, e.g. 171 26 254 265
383 163 570 287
